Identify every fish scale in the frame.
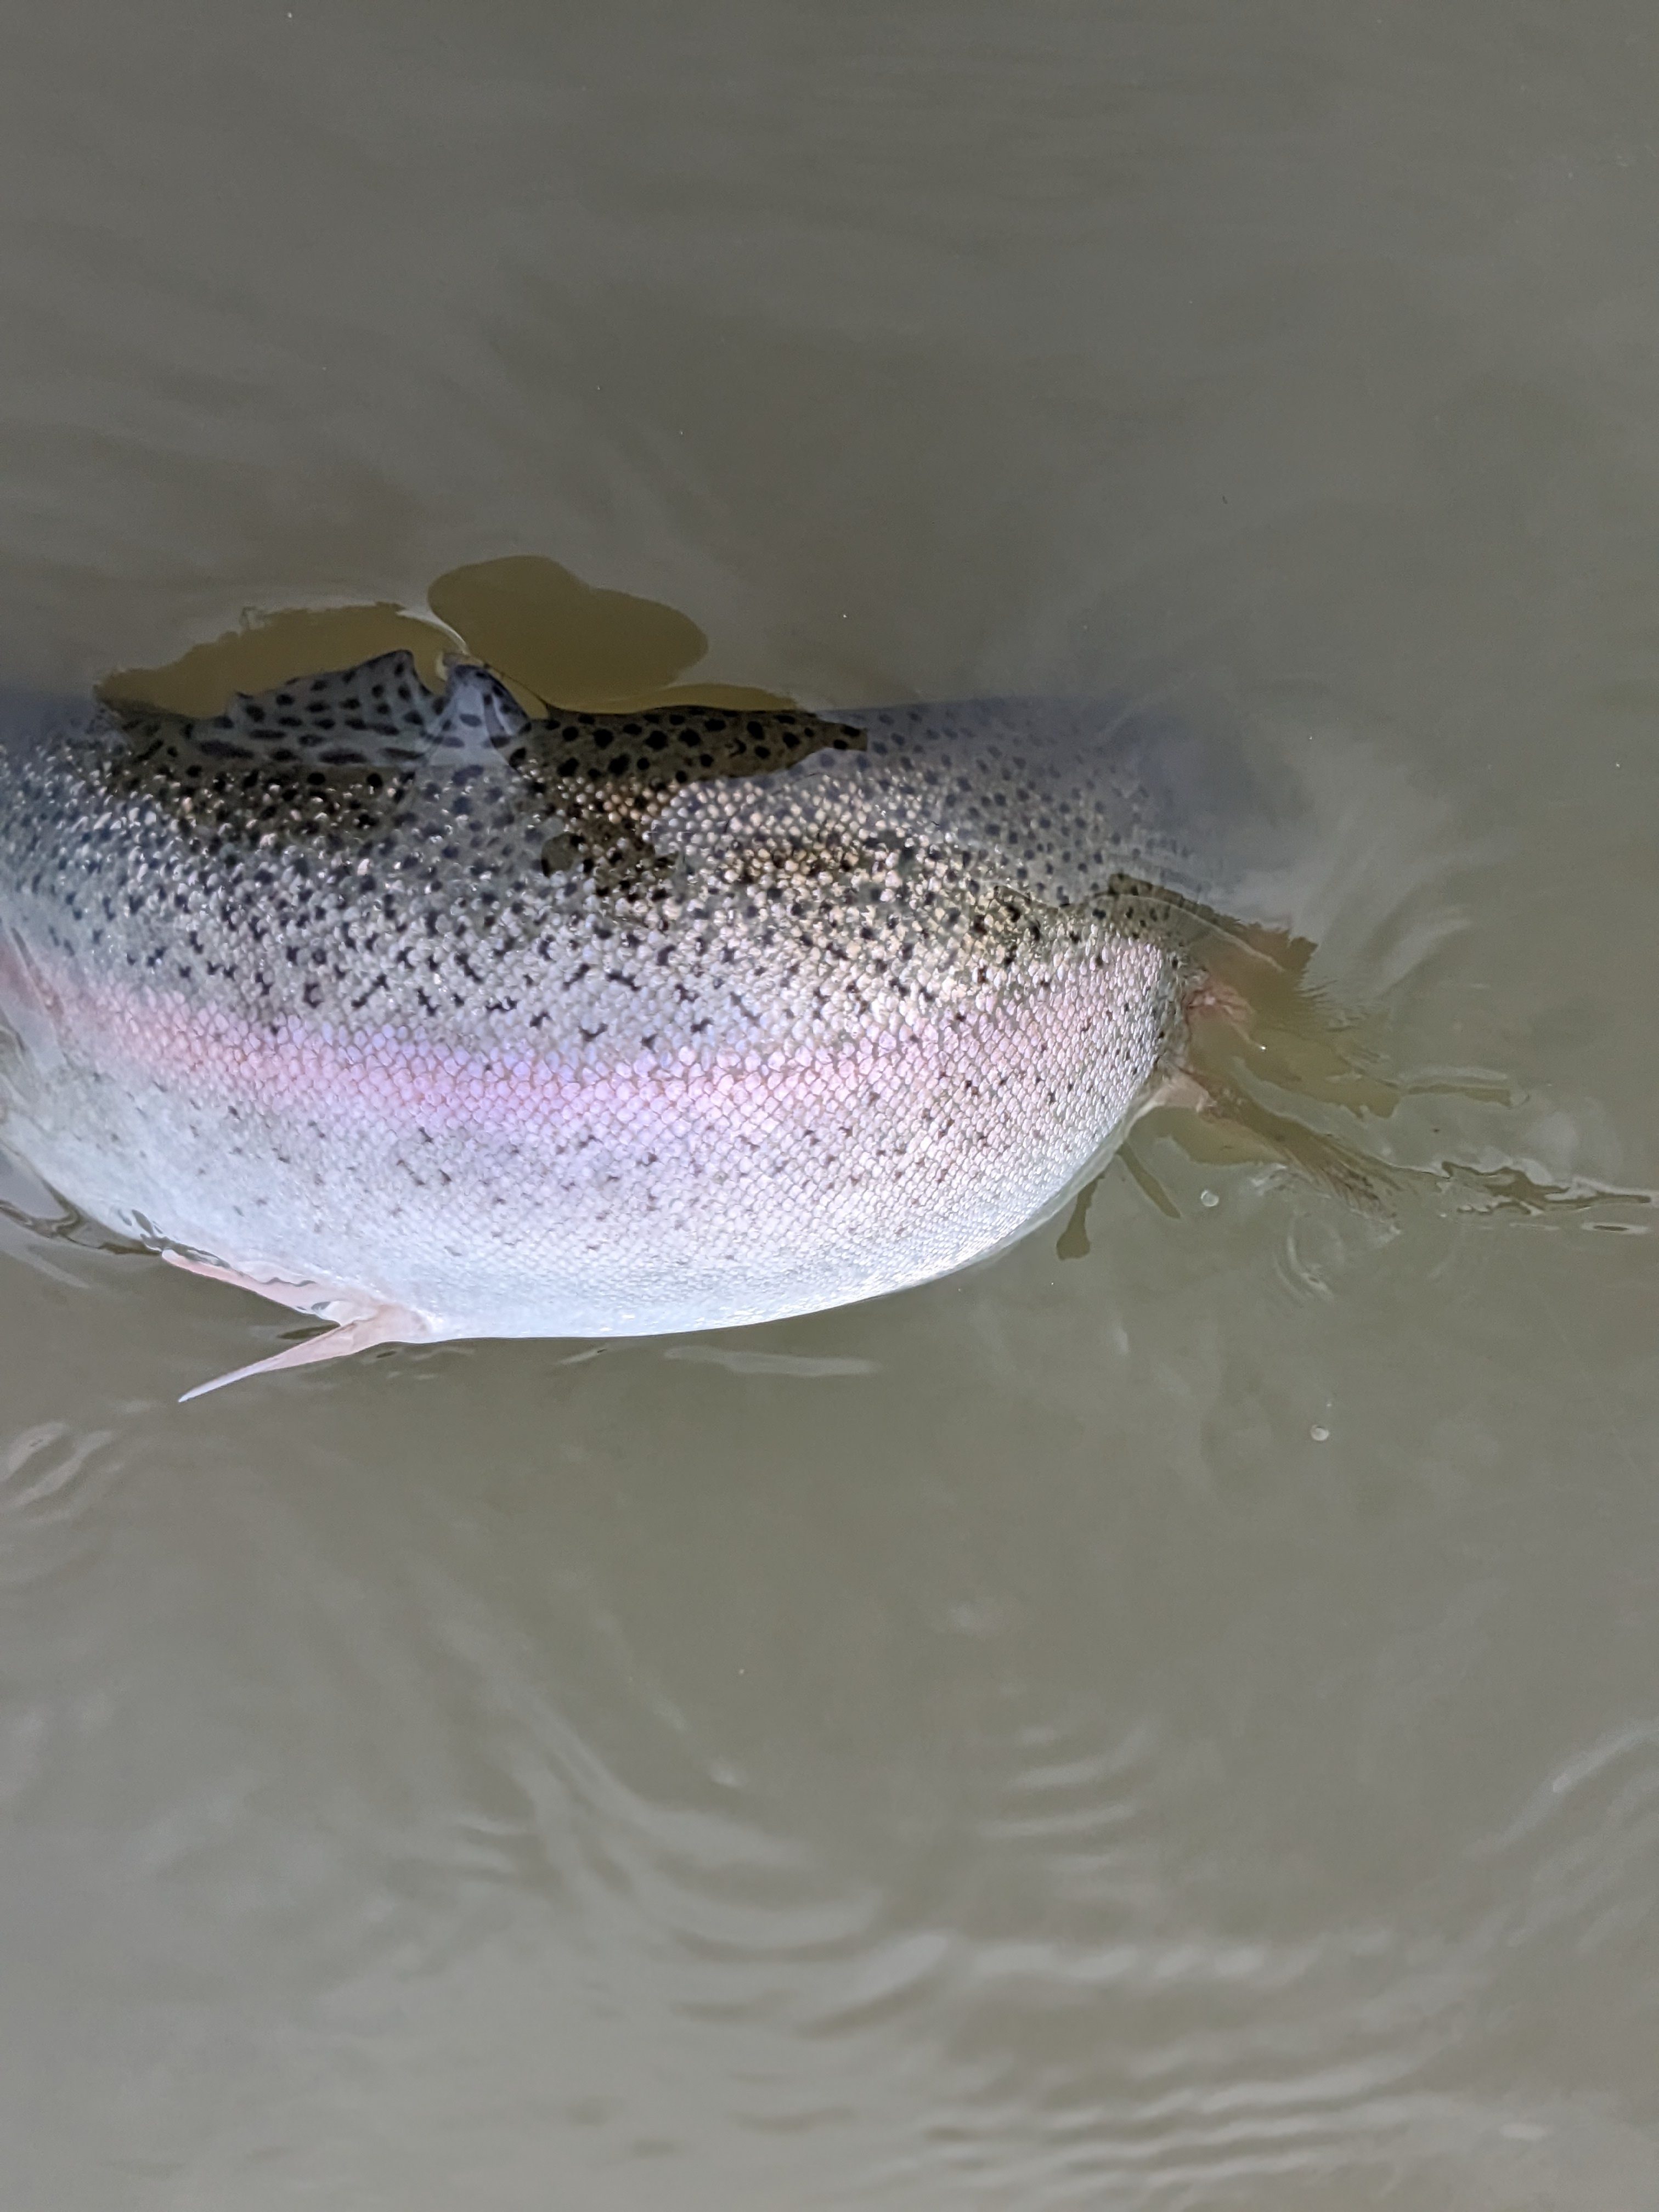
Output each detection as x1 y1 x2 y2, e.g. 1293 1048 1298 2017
0 653 1211 1389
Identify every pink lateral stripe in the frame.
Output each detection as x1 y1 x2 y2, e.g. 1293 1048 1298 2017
46 972 1069 1140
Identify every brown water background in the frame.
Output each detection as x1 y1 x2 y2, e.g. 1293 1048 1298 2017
1 3 1656 2205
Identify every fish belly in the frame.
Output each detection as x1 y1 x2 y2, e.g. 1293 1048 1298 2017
0 936 1170 1336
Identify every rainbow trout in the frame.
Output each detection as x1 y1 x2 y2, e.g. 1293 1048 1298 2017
0 656 1243 1393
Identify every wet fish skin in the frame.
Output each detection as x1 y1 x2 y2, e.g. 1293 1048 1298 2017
0 654 1194 1362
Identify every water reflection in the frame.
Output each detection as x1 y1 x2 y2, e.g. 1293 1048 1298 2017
101 553 794 718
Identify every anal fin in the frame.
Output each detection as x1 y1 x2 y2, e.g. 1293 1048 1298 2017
178 1307 431 1402
162 1249 438 1400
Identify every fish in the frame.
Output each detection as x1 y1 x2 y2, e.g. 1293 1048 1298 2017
0 653 1266 1395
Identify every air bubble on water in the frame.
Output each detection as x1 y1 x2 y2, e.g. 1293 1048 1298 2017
1311 1425 1330 1442
1200 1188 1219 1208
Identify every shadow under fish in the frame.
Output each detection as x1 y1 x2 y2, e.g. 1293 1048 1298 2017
0 648 1424 1397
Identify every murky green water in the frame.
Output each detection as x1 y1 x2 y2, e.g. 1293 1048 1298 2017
2 3 1656 2205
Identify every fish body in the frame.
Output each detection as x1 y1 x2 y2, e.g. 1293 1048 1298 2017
0 656 1218 1359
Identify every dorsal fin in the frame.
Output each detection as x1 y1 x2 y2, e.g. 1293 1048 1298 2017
107 651 527 770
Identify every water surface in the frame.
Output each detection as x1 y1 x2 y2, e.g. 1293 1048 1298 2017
1 3 1656 2207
